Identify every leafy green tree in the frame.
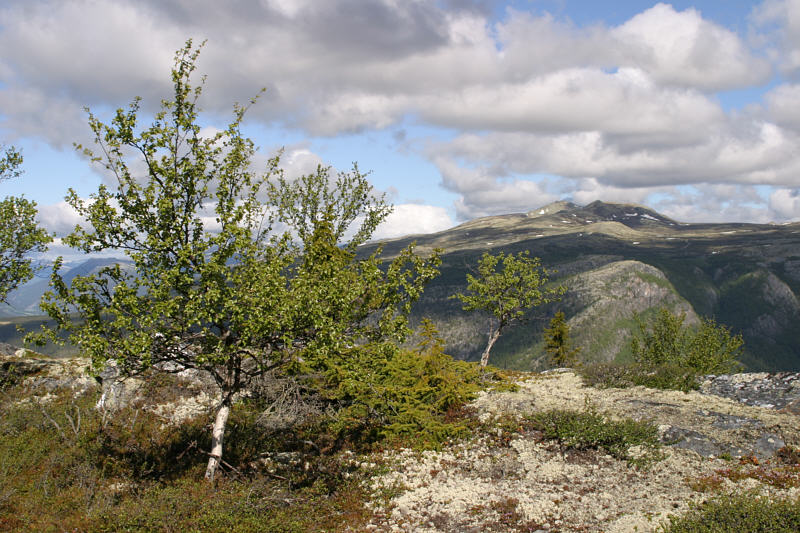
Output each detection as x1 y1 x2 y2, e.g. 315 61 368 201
452 251 564 367
0 147 51 303
631 307 742 374
544 311 580 367
35 41 439 480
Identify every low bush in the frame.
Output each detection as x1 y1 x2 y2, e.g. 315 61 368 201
525 400 664 467
662 493 800 532
329 319 484 449
0 320 499 530
579 361 699 392
0 383 375 532
88 475 371 533
631 307 742 375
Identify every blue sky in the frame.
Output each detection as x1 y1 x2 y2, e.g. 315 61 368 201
3 0 800 252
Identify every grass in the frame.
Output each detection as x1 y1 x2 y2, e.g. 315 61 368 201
0 381 378 532
519 400 664 467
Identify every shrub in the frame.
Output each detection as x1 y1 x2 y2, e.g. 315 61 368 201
631 307 743 375
525 400 663 467
0 382 374 532
331 319 484 448
543 311 580 367
579 362 700 392
662 493 800 532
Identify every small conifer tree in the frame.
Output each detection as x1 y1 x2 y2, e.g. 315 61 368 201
544 311 580 367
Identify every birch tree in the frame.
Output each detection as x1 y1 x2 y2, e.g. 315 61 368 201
36 41 439 480
0 147 51 302
452 251 563 368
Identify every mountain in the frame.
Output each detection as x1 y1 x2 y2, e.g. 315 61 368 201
0 257 132 318
4 201 800 370
367 201 800 371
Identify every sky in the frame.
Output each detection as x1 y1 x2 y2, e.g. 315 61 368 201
3 0 800 255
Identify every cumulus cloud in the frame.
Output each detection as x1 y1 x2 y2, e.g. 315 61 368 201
435 120 800 189
765 83 800 129
372 204 455 240
0 0 796 224
769 187 800 219
36 201 85 236
612 3 770 90
433 156 558 218
752 0 800 77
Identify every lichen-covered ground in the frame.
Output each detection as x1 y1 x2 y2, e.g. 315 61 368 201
363 371 800 532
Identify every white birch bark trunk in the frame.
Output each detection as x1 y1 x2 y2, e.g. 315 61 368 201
480 327 502 367
204 401 231 480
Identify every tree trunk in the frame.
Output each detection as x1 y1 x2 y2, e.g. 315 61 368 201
480 326 502 367
204 399 231 481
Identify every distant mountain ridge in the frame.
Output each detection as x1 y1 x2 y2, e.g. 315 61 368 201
0 257 132 317
3 201 800 371
366 200 800 371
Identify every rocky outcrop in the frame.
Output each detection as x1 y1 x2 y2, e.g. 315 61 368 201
0 348 217 424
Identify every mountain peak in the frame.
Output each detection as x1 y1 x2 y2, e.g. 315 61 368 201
576 201 677 227
526 201 578 218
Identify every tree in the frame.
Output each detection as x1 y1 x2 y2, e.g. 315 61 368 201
631 307 742 374
452 251 564 368
36 41 440 480
0 147 51 303
544 311 580 367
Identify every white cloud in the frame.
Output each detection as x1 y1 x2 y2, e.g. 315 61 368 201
765 83 800 129
0 0 794 224
769 187 800 219
570 178 665 207
372 204 454 240
416 67 724 138
433 156 559 219
36 201 85 236
752 0 800 77
436 119 800 189
613 3 770 90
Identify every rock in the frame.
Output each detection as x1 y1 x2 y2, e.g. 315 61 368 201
1 346 216 424
700 372 800 409
660 426 750 458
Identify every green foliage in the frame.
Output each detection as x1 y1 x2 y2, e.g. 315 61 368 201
381 319 483 444
0 146 51 303
526 400 664 467
332 319 483 448
631 307 743 375
0 146 23 181
453 250 562 326
33 40 440 478
452 250 564 366
661 493 800 532
579 362 700 392
543 311 580 367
